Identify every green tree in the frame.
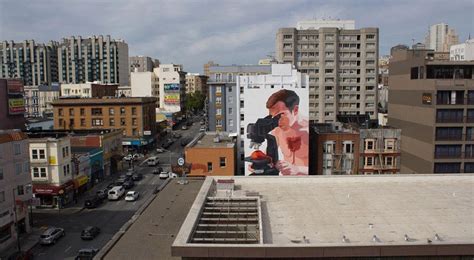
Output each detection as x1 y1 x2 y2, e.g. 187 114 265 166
185 91 206 113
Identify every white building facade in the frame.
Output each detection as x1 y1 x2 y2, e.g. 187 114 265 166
156 64 186 113
450 39 474 61
130 71 160 98
0 130 32 253
424 23 459 52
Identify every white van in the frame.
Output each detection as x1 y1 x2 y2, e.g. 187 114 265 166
108 186 125 201
147 156 159 166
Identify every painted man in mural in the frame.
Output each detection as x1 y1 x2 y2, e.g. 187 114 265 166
266 89 309 175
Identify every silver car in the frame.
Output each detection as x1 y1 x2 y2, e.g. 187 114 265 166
40 227 65 245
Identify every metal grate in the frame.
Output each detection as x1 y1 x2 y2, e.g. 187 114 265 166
190 197 261 244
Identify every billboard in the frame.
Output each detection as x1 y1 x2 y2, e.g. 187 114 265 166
243 87 309 176
164 83 180 92
164 94 180 105
7 79 24 94
8 98 26 115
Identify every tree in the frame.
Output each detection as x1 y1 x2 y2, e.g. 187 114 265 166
185 91 206 113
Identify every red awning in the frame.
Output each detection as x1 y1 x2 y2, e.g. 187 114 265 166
33 181 75 195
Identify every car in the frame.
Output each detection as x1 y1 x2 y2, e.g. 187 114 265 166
132 154 140 160
181 125 188 130
153 167 163 175
80 226 101 240
84 196 103 209
159 172 169 179
172 132 182 139
125 191 139 201
123 154 133 161
147 156 159 166
75 248 99 260
169 172 179 178
126 169 135 177
39 227 65 245
131 173 143 181
96 189 108 200
162 139 173 149
156 148 166 153
108 186 125 200
122 180 134 189
106 183 116 190
199 126 206 132
200 120 205 125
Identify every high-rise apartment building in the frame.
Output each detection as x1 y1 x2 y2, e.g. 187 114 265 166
0 40 59 86
0 130 32 253
185 73 208 96
129 56 159 73
276 20 379 123
206 64 271 133
57 35 129 86
388 47 474 173
424 23 459 52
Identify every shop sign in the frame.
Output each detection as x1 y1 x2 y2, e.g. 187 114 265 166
74 175 89 188
8 98 25 115
144 130 151 136
49 156 57 164
422 93 432 105
7 79 24 94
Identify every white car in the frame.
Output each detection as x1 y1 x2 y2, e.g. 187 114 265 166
159 172 170 179
125 191 139 201
199 126 206 132
156 148 166 153
123 154 133 161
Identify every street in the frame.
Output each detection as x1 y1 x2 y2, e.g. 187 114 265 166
29 117 202 259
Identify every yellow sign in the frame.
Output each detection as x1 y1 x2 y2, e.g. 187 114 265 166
74 175 89 187
49 156 57 164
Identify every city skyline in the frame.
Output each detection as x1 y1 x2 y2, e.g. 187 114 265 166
1 0 473 73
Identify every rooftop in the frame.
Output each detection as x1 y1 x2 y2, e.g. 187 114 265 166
52 96 157 105
173 175 474 258
187 132 235 149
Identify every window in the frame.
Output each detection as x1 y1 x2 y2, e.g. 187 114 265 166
220 157 226 167
228 108 232 114
92 119 103 126
80 119 86 126
229 119 233 127
132 128 138 136
120 118 126 126
385 139 395 150
58 108 63 116
17 185 24 195
109 108 115 115
365 139 375 150
207 162 213 172
385 156 394 166
14 144 21 155
80 108 85 116
15 163 22 175
91 108 102 115
132 118 137 126
132 107 137 115
344 142 354 153
120 107 126 115
40 168 46 177
69 108 74 116
109 118 115 126
434 163 460 173
365 157 374 166
33 167 39 178
435 145 462 158
323 142 335 153
32 149 38 159
63 165 67 176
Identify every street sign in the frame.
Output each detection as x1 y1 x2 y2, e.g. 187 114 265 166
177 157 185 166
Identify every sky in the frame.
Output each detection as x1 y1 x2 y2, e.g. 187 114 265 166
1 0 473 73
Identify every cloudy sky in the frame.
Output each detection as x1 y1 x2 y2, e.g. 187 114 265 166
1 0 473 73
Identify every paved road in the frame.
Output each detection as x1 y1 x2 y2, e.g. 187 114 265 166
29 116 202 259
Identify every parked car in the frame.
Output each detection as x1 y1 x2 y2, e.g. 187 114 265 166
96 189 108 200
199 126 206 132
200 120 205 125
80 226 101 240
159 172 170 179
181 125 188 130
108 186 125 200
122 180 134 189
75 248 99 260
125 191 139 201
84 196 103 209
153 167 163 175
156 147 166 153
162 139 173 148
172 132 182 139
131 173 143 181
39 227 65 245
123 154 133 161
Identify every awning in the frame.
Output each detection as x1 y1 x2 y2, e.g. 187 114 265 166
33 180 75 195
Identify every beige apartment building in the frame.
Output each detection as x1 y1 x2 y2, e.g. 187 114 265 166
185 73 208 96
51 97 157 151
276 20 379 123
388 47 474 173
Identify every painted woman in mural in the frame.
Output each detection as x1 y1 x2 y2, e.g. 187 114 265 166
266 89 309 175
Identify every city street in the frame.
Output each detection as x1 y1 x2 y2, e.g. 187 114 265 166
29 117 202 259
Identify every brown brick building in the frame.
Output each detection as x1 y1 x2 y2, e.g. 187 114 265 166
52 97 157 151
184 133 236 176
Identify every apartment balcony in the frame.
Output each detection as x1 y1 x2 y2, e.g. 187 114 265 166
362 149 401 155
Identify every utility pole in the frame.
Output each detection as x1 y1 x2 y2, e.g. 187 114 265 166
12 188 21 253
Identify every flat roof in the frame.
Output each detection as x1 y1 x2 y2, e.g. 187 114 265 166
52 97 157 106
188 133 235 149
173 175 474 258
103 179 204 260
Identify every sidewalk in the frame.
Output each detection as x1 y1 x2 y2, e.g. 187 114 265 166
0 227 44 259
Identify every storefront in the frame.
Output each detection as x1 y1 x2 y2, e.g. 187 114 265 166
73 175 89 195
32 181 75 208
122 136 156 154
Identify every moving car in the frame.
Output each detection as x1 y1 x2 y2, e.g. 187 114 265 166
153 167 163 175
96 189 108 200
108 186 125 200
162 139 173 148
156 148 166 153
123 154 133 161
84 196 103 209
181 125 187 130
131 173 143 181
147 156 159 166
39 227 65 245
125 191 139 201
122 180 134 189
75 248 99 260
159 172 170 179
172 132 182 139
80 226 101 240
